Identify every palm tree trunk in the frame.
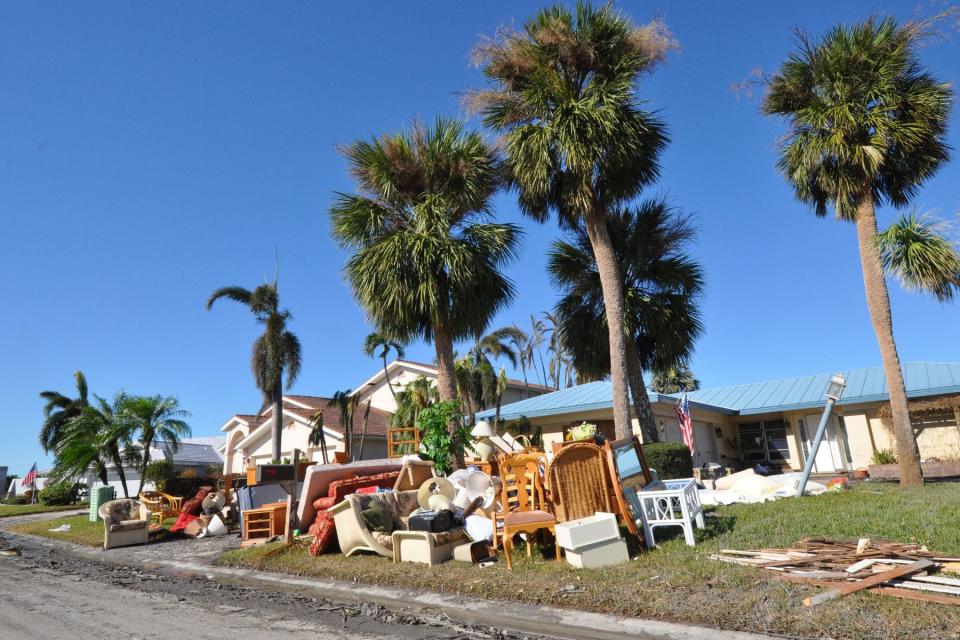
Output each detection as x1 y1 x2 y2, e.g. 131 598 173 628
856 194 923 486
110 446 130 498
433 322 464 469
358 400 371 460
382 355 397 402
138 438 151 495
626 336 659 443
583 208 633 440
271 379 283 463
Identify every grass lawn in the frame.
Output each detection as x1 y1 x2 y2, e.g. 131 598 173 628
219 482 960 640
7 514 105 547
0 503 85 518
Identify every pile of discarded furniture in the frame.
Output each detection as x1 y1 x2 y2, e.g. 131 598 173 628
294 434 665 570
711 538 960 606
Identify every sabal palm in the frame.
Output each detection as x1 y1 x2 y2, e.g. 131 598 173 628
474 3 673 438
651 366 701 395
39 370 90 453
548 199 704 442
763 17 952 486
878 212 960 301
207 282 302 462
363 332 406 402
123 395 191 495
331 118 520 450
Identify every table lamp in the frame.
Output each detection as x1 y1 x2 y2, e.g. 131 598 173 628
471 420 496 461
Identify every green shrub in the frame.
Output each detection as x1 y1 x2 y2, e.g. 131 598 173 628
417 400 470 475
144 460 175 490
39 481 79 506
643 442 694 480
872 448 898 465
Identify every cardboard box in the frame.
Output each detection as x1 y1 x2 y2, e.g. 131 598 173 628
564 538 629 569
555 512 620 550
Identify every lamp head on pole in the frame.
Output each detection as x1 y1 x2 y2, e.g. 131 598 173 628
825 374 846 402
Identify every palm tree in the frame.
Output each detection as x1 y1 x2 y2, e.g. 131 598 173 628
390 376 438 428
39 371 90 453
473 3 674 439
529 314 549 388
52 393 139 497
308 411 330 464
207 281 302 463
123 395 192 495
763 17 952 486
331 118 520 466
878 212 960 301
506 324 533 390
548 200 704 443
363 332 407 402
329 389 358 462
651 366 701 395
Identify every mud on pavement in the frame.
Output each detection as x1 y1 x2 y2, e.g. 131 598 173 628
0 523 551 640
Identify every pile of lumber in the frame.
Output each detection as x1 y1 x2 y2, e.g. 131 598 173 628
711 538 960 606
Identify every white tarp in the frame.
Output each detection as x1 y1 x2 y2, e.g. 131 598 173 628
699 470 827 506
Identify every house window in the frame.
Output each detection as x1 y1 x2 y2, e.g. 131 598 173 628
738 420 789 464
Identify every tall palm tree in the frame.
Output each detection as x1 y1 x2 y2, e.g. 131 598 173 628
763 17 952 486
123 395 192 495
207 281 302 463
506 324 533 390
308 411 330 464
651 366 701 394
878 212 960 301
548 200 704 443
529 314 549 388
39 370 90 453
474 3 674 438
329 389 358 462
363 332 407 402
331 118 520 465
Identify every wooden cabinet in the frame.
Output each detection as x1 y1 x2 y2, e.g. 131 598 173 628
241 501 288 541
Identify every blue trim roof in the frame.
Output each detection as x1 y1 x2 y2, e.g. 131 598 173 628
479 362 960 421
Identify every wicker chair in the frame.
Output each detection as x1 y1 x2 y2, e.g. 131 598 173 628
546 442 615 523
138 491 182 525
494 451 560 570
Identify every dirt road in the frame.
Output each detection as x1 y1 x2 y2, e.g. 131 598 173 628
0 516 547 640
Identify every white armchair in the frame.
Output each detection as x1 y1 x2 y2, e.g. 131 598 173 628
98 499 150 550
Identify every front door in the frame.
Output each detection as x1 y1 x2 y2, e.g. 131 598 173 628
802 413 843 473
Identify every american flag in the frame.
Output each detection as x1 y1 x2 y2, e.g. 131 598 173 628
675 393 696 456
22 463 38 488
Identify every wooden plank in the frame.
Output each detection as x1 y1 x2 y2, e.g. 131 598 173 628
911 575 960 588
872 586 960 606
803 560 935 607
846 559 876 573
889 580 960 596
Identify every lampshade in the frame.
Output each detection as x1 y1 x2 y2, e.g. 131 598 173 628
471 420 495 438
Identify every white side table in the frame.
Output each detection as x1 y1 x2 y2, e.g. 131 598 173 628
636 478 705 548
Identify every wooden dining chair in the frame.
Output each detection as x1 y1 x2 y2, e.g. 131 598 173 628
493 451 560 570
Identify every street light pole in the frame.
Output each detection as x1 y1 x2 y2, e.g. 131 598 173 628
795 374 846 498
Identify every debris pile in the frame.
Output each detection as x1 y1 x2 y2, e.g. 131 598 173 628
711 538 960 606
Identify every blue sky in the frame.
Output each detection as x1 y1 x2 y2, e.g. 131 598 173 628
2 1 958 475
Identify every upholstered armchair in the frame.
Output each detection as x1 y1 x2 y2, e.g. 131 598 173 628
98 499 150 550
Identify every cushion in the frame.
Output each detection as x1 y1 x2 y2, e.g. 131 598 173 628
361 499 394 534
110 520 145 533
308 515 336 556
371 531 394 549
503 510 555 526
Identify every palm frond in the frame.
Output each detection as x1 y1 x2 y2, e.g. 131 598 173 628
878 212 960 301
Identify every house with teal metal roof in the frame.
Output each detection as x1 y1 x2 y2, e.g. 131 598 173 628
479 362 960 474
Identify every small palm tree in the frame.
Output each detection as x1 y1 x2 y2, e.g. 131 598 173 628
506 324 533 390
123 395 192 495
363 332 406 402
878 212 960 301
207 281 302 463
473 3 675 438
763 17 952 485
548 199 704 442
39 371 90 453
529 315 549 388
331 118 521 466
651 366 701 395
329 390 358 462
391 376 438 428
308 411 330 464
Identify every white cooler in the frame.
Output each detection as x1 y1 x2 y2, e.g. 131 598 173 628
564 538 629 569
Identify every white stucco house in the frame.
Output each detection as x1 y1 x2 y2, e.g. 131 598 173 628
219 359 548 475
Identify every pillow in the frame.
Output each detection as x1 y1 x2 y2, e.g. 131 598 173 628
361 499 394 534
